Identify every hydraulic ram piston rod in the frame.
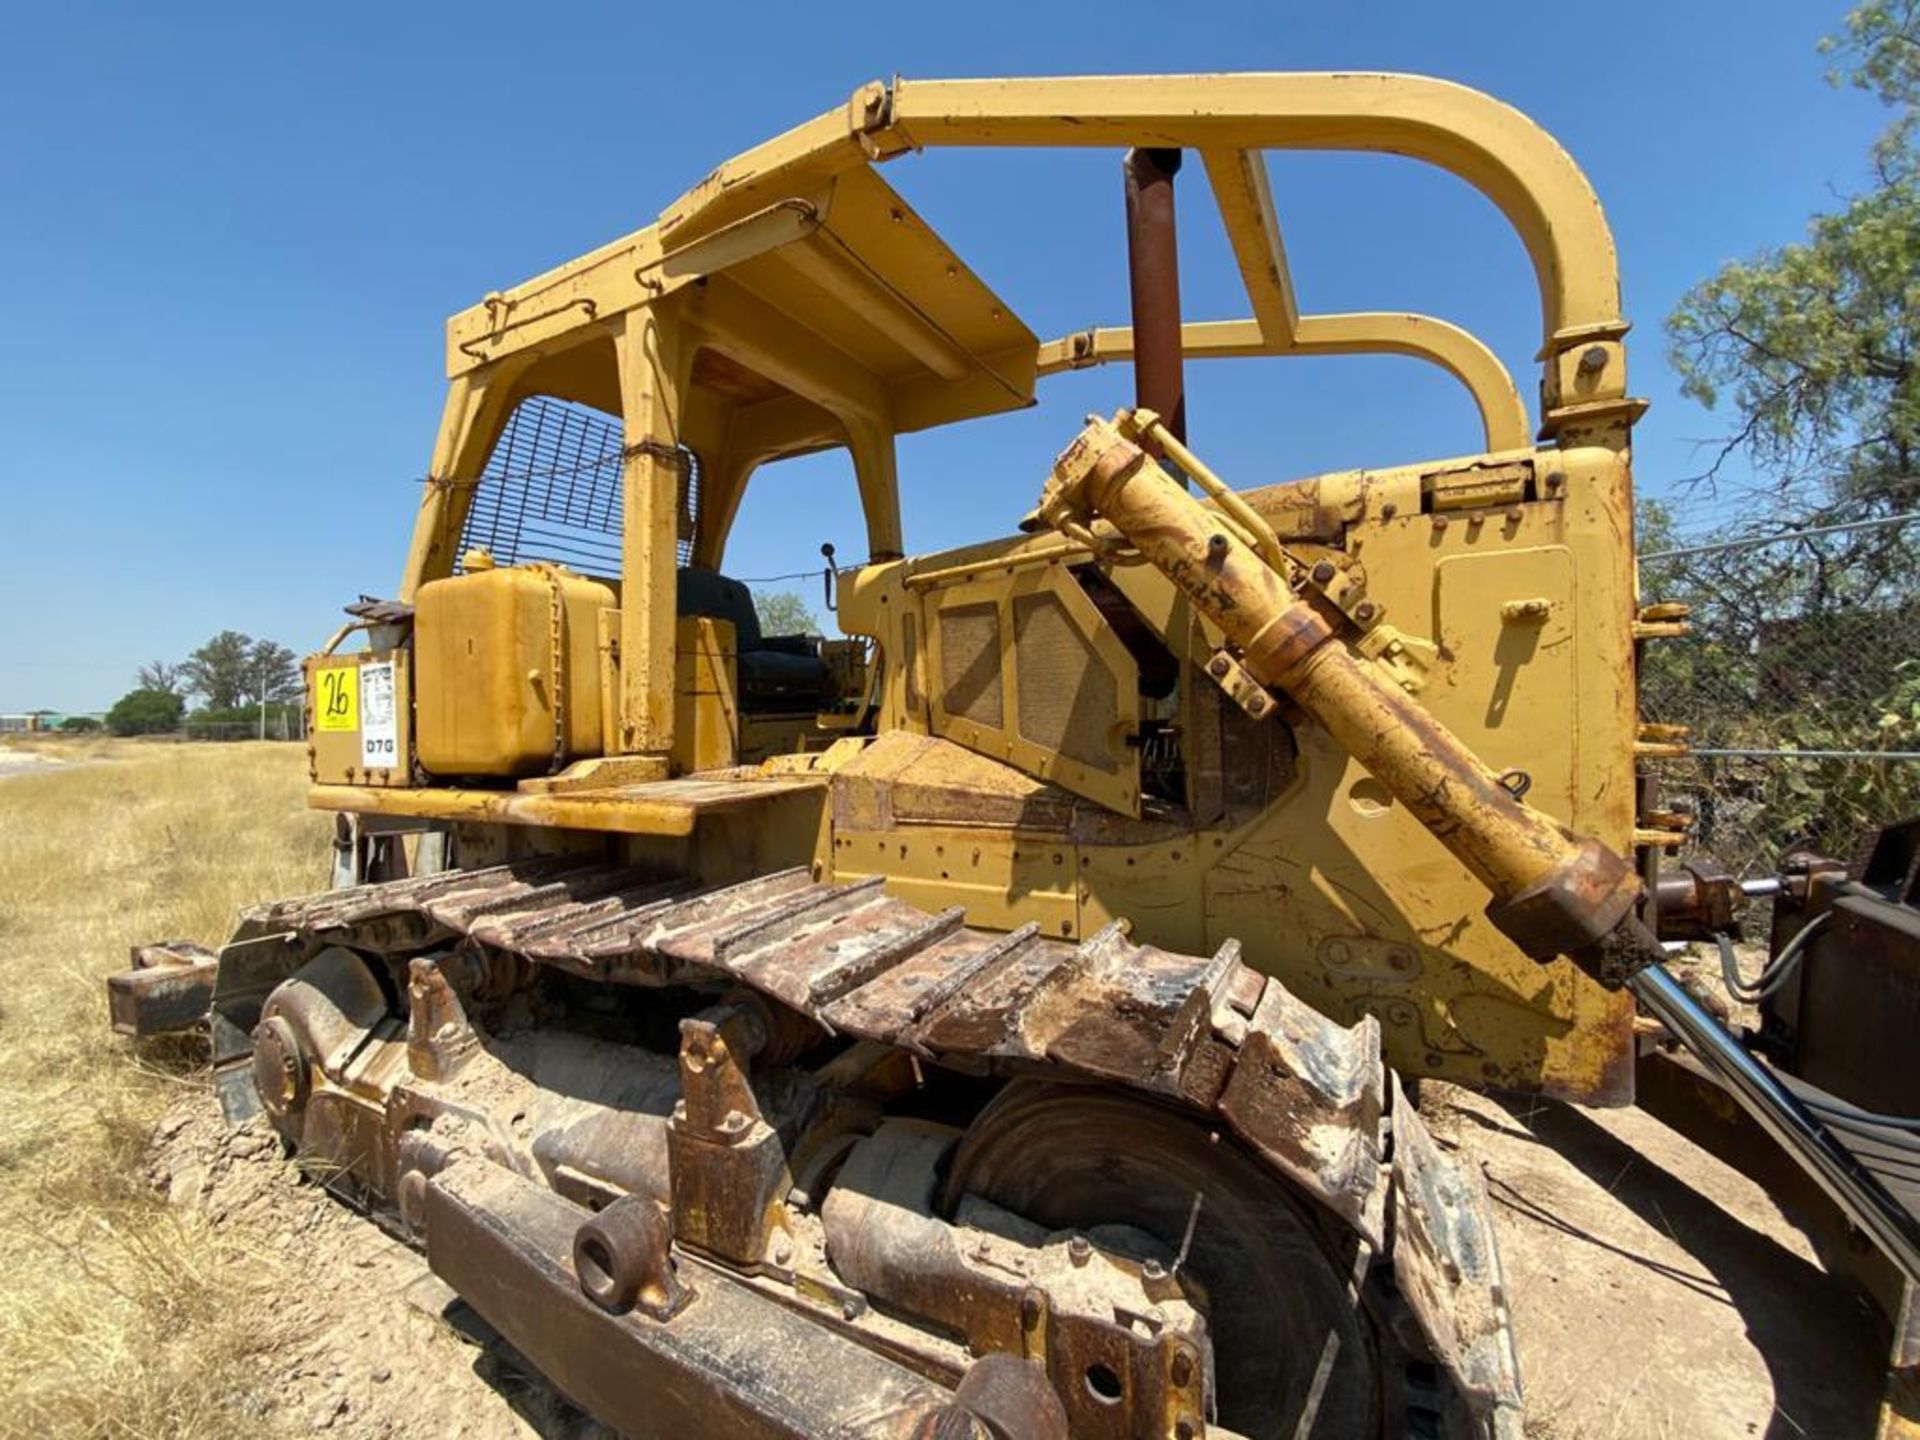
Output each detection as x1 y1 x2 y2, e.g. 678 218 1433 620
1040 412 1668 985
1040 410 1920 1284
1631 965 1920 1282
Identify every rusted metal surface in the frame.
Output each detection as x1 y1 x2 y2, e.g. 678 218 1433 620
945 1079 1377 1438
424 1159 952 1439
919 1355 1069 1440
574 1193 690 1319
824 1120 1209 1440
1387 1078 1524 1439
226 859 1403 1230
1653 863 1747 943
151 854 1521 1435
1124 147 1186 443
1038 411 1664 991
106 940 218 1036
669 1007 800 1267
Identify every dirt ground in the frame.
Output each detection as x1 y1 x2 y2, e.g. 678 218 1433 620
1429 1085 1885 1439
142 1097 611 1440
137 1068 1890 1439
4 739 1892 1438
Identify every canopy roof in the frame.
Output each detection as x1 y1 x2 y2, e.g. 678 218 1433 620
442 73 1639 465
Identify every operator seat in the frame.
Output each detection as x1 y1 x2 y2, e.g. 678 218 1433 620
675 569 832 713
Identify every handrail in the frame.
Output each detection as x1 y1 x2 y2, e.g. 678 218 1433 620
1037 316 1531 454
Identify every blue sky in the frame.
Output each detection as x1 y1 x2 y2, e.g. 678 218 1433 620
0 2 1890 712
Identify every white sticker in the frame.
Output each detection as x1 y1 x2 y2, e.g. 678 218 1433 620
359 661 399 770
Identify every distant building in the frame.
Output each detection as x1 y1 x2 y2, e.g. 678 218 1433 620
1 711 97 734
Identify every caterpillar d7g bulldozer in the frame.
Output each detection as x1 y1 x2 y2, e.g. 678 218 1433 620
108 71 1920 1440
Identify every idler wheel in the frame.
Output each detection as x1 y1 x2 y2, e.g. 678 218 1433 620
250 1014 309 1122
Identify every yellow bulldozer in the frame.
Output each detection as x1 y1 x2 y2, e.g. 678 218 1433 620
108 72 1920 1439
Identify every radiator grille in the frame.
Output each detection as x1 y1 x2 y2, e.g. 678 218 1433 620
1013 592 1117 772
938 603 1003 729
902 613 924 716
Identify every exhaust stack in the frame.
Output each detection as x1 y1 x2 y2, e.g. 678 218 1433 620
1123 147 1186 442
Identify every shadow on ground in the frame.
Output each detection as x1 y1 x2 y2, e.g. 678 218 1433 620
1450 1089 1884 1439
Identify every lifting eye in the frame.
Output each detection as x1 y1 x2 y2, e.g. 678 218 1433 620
1497 769 1532 800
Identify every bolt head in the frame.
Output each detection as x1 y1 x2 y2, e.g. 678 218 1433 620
1578 344 1610 375
1208 656 1230 678
1311 560 1336 584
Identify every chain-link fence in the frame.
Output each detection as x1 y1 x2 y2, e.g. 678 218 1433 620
179 712 302 742
1639 512 1920 878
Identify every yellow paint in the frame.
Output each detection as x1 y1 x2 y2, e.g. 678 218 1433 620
673 616 740 774
311 72 1654 1101
413 563 613 776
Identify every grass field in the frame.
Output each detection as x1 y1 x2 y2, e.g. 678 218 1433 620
0 739 329 1439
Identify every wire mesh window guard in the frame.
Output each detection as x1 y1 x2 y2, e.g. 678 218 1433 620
455 396 698 575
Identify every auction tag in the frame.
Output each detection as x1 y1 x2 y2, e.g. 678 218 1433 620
316 665 358 732
360 661 398 769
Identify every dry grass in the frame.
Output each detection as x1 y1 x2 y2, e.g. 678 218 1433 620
0 739 330 1439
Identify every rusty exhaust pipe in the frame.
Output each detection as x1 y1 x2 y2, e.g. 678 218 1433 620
1124 147 1186 443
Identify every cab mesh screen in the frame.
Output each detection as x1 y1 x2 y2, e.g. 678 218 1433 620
455 396 698 576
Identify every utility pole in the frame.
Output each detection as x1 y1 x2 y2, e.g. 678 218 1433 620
258 656 267 741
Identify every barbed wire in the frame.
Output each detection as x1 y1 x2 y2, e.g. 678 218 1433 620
1644 510 1920 562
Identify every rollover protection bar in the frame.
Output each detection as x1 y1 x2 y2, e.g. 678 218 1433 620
1039 410 1920 1286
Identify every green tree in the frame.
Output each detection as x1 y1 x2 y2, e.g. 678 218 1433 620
105 688 184 736
179 632 302 709
1652 3 1920 868
249 640 302 704
753 590 823 637
57 716 102 733
181 630 254 710
1667 0 1920 520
